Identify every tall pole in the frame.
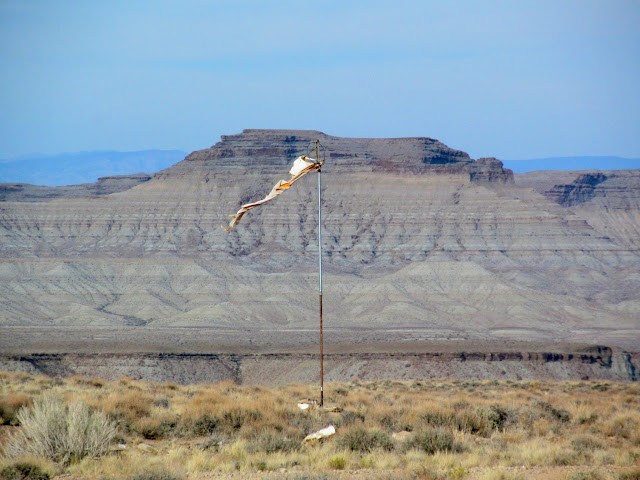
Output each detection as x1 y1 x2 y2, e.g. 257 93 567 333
316 140 324 408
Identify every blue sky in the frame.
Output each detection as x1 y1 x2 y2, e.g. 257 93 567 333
1 0 639 161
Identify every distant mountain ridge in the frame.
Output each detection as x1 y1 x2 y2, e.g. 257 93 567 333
1 150 638 187
503 156 640 173
0 150 187 186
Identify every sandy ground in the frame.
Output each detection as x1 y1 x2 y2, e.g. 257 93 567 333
0 326 608 355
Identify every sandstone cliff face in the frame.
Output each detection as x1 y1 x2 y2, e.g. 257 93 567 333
162 129 503 178
0 130 638 352
545 172 615 207
516 169 640 250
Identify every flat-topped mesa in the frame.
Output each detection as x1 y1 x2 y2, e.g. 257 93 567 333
159 129 513 183
0 173 152 202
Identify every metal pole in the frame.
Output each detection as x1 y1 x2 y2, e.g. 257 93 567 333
317 140 323 408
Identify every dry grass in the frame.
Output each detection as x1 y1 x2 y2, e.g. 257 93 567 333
0 393 32 426
0 372 639 479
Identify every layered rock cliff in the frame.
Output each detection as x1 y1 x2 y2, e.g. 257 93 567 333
0 173 152 202
516 169 640 249
0 130 639 354
160 129 512 181
1 347 635 385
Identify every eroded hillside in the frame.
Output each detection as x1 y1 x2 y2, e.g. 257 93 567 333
1 130 639 351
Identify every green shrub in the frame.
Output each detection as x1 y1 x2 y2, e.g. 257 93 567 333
0 462 50 480
189 414 220 436
284 411 315 433
420 407 510 437
338 427 394 453
447 466 467 479
550 450 580 466
3 394 115 466
570 436 604 453
336 410 365 428
454 410 491 436
421 410 455 427
139 417 177 439
576 413 598 425
380 413 401 431
535 400 572 423
551 407 572 423
222 408 262 431
328 455 347 470
404 427 455 454
482 404 511 430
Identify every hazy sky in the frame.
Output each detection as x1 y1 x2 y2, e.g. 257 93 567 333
1 0 639 160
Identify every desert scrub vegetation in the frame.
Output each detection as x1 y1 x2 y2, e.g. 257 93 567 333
0 394 32 427
0 372 639 479
0 459 53 480
2 394 115 466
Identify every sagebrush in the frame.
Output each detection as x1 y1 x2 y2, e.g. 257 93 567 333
0 372 639 479
3 394 115 465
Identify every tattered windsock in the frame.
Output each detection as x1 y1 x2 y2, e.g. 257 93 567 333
224 155 322 231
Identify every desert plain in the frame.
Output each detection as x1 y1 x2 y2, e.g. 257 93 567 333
1 130 639 479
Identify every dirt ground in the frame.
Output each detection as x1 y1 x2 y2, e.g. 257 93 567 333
0 325 608 355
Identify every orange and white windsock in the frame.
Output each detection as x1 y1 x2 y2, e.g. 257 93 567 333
224 155 322 231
